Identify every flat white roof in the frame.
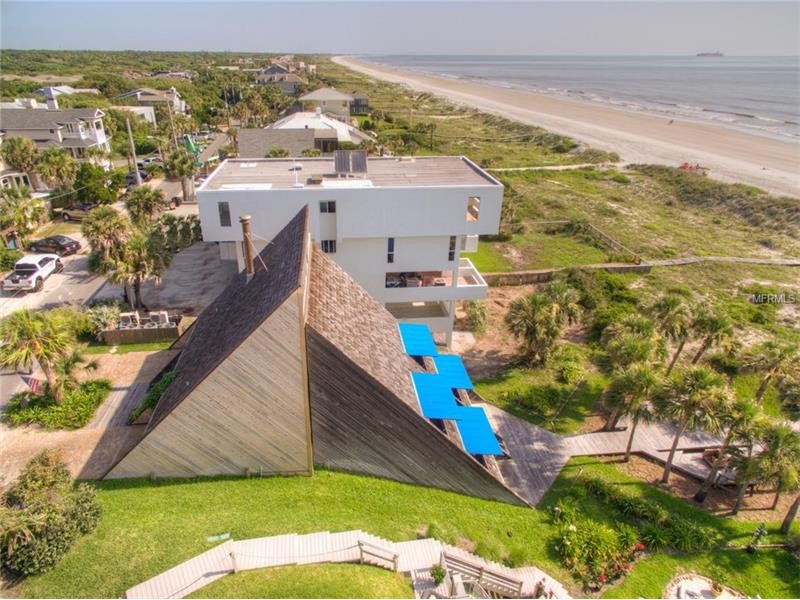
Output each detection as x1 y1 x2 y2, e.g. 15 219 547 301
202 156 501 191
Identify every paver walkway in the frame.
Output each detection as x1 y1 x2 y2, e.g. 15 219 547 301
481 402 724 505
125 529 570 599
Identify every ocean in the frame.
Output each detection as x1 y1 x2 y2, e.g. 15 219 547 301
362 55 800 142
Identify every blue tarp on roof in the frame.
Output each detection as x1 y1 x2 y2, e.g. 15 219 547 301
455 407 504 456
398 323 439 357
432 355 474 390
411 372 462 419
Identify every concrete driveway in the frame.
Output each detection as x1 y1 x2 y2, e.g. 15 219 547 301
0 234 106 319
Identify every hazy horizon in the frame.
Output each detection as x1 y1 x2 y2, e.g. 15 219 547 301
2 1 798 56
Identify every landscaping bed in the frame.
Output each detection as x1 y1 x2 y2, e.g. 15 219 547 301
3 379 112 430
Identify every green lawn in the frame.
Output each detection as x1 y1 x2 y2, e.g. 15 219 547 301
475 364 608 435
82 340 175 354
462 241 512 273
35 220 82 238
509 232 609 270
19 465 798 599
188 564 414 599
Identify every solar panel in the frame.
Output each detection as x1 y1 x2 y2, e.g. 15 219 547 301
398 323 439 357
350 150 368 173
454 407 503 456
411 373 462 419
333 150 350 174
432 355 473 390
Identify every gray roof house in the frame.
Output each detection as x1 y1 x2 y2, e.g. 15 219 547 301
256 72 306 96
116 87 187 113
238 129 317 158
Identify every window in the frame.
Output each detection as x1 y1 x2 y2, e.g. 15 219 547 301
320 200 336 213
448 236 457 262
321 240 337 253
218 202 231 227
387 237 395 263
467 196 481 222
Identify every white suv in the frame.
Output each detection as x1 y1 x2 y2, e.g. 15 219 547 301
2 254 63 293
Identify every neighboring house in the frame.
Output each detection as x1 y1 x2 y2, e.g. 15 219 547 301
0 106 111 161
255 72 306 96
114 105 158 126
0 132 32 189
35 85 101 98
268 110 370 147
299 87 354 118
350 91 369 114
116 87 187 114
238 128 317 158
197 154 502 343
261 64 290 75
104 207 522 507
151 70 192 80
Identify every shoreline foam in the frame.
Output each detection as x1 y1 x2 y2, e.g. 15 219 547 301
334 55 800 198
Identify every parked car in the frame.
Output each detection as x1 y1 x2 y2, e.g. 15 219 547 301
60 202 97 221
29 235 81 256
1 254 63 293
136 157 162 169
125 170 152 186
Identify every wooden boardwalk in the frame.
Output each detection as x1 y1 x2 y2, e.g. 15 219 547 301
125 529 570 599
482 403 724 505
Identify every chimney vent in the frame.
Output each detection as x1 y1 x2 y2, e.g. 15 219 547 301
240 215 255 278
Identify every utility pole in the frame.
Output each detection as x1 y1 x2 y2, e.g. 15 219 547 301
167 101 179 150
126 117 142 186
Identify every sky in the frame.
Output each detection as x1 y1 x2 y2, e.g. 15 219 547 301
1 1 798 55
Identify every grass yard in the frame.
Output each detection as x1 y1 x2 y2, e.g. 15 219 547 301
19 465 798 599
462 241 512 272
34 219 82 238
188 563 414 599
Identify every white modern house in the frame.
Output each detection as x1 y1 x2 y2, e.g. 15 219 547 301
197 154 502 343
269 109 371 148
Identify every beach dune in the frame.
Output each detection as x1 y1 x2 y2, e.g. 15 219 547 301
335 56 800 198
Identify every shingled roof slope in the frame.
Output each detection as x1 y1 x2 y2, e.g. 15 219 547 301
307 246 421 411
146 208 309 431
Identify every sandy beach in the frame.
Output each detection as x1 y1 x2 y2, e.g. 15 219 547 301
334 56 800 198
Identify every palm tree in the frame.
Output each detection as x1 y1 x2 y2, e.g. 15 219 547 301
655 366 728 483
758 423 800 510
694 396 758 502
104 232 171 310
0 185 47 247
49 349 98 402
165 148 197 205
602 315 665 370
544 280 583 327
37 147 78 190
691 307 733 365
125 185 166 227
0 137 40 188
81 206 130 260
746 341 800 405
505 293 562 366
602 364 662 460
731 450 764 515
651 294 694 376
781 493 800 534
0 309 74 403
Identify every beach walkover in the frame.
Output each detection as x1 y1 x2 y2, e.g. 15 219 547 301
125 529 571 599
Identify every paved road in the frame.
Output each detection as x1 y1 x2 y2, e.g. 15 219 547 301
0 236 107 319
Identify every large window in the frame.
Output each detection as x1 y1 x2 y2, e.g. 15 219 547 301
448 236 457 261
320 200 336 213
387 237 395 263
321 240 337 253
218 202 231 227
467 196 481 222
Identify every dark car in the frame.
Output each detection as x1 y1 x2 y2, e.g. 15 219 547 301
60 203 96 221
29 235 81 256
125 170 152 186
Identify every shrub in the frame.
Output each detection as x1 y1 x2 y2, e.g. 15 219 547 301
464 300 487 335
1 247 23 270
4 379 112 430
430 564 446 586
129 371 176 423
552 345 585 385
1 450 102 576
86 301 122 340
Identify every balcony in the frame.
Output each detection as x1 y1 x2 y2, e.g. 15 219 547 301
381 257 487 303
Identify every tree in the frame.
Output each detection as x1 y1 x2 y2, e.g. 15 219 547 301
655 367 728 483
694 396 759 503
103 232 171 310
602 364 662 460
164 148 197 205
73 163 118 205
691 308 733 365
0 185 46 245
505 293 563 366
602 315 665 370
0 137 39 185
37 148 78 190
782 493 800 534
746 341 800 405
758 423 800 510
49 349 98 403
543 280 583 327
81 206 130 260
651 294 693 376
0 310 74 403
125 185 166 227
